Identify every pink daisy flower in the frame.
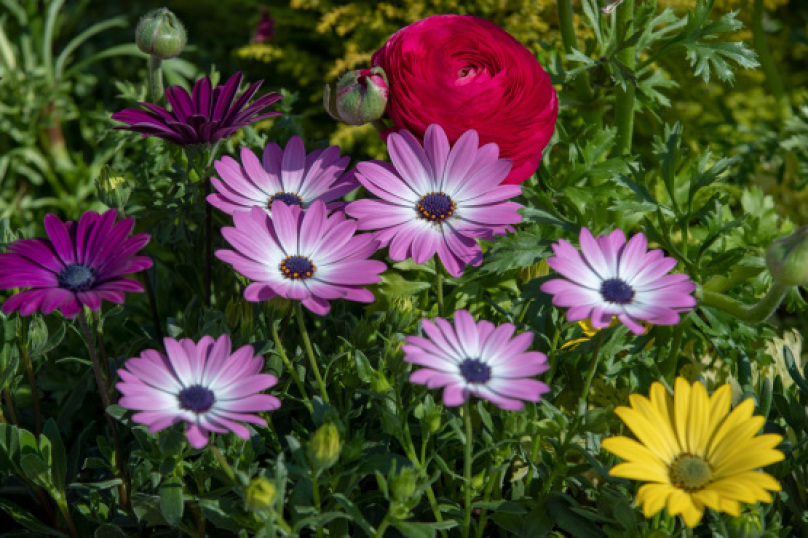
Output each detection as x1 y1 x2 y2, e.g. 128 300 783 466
111 72 281 146
403 309 550 410
207 136 357 216
215 200 386 316
345 124 522 277
0 210 152 318
540 228 697 335
116 334 281 449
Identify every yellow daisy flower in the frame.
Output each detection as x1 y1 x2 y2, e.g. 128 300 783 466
602 378 784 528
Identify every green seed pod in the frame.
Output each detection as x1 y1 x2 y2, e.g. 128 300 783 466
136 8 187 60
766 226 808 287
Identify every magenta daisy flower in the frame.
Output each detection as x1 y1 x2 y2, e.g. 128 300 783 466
111 72 282 146
215 200 386 316
403 309 550 410
0 210 152 318
540 228 697 335
116 334 280 449
345 123 522 277
207 136 357 216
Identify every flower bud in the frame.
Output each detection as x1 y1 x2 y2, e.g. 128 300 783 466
136 8 187 60
245 477 276 511
389 465 419 502
308 423 341 471
95 166 133 212
726 506 764 538
766 226 808 286
369 371 392 393
324 67 388 126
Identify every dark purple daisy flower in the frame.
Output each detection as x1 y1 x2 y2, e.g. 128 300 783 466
0 210 153 318
111 72 282 146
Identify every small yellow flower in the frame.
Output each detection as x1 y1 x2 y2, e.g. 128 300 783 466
602 378 784 528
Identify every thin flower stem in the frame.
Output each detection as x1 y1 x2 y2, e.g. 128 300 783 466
209 444 236 482
78 312 131 510
556 0 593 101
312 472 324 538
270 319 312 412
578 331 605 416
18 317 42 438
752 0 790 119
474 468 500 538
373 515 391 538
142 267 165 341
697 282 790 324
293 303 330 404
204 179 213 308
435 266 444 317
55 498 78 538
462 401 474 538
613 0 636 156
147 55 164 104
2 389 18 426
662 322 686 384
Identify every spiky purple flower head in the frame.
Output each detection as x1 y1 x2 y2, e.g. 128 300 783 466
0 210 152 318
116 334 281 449
346 123 522 277
540 228 697 335
207 136 357 216
111 72 281 146
215 200 386 316
403 309 549 410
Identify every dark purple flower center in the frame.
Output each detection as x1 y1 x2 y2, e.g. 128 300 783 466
280 255 316 280
57 264 97 292
178 385 215 413
600 278 635 304
459 358 491 384
416 192 456 223
268 191 303 208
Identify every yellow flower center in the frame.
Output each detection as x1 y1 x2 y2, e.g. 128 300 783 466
670 454 713 491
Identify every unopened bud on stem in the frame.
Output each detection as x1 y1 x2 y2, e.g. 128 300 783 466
324 67 388 125
766 226 808 287
136 8 187 60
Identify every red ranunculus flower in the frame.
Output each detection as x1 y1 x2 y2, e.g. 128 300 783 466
372 15 558 185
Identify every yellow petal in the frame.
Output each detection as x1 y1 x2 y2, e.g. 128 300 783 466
708 415 766 464
617 399 679 462
673 378 693 453
706 384 732 437
636 483 674 518
707 398 755 455
712 446 785 477
666 488 704 528
691 488 721 511
610 461 670 483
686 381 710 456
602 436 666 466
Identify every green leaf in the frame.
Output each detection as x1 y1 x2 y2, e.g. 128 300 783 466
392 521 457 538
379 273 431 296
333 493 375 537
94 524 129 538
480 229 550 274
43 419 66 494
20 453 52 489
0 498 68 537
159 477 185 527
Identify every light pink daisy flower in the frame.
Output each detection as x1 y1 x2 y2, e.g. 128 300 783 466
215 200 386 316
207 136 357 215
540 228 697 335
403 309 550 410
116 334 280 449
345 123 522 277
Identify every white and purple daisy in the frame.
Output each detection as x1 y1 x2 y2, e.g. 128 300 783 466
0 210 152 318
540 228 697 335
215 200 386 316
345 123 522 277
403 309 550 410
207 137 357 216
116 334 281 449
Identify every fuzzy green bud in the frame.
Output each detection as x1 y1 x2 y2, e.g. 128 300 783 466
136 8 187 60
324 67 388 126
369 371 392 393
766 226 808 286
96 166 133 212
308 423 341 471
245 477 276 511
726 507 764 538
389 465 419 502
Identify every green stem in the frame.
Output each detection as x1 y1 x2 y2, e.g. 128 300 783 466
435 267 444 317
141 267 165 341
661 322 686 384
312 472 324 538
374 515 391 538
702 265 763 293
78 312 131 510
210 444 236 482
613 0 636 156
55 498 79 538
474 469 500 538
293 303 329 404
578 331 605 416
557 0 593 101
697 282 790 323
18 318 42 438
147 55 164 103
462 401 474 538
270 319 312 412
752 0 790 119
2 389 18 426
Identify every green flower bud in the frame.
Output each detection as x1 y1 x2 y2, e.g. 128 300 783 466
369 371 392 393
136 8 187 60
389 465 419 502
245 477 276 511
308 423 341 471
766 226 808 286
323 67 388 126
726 506 764 538
95 166 133 212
